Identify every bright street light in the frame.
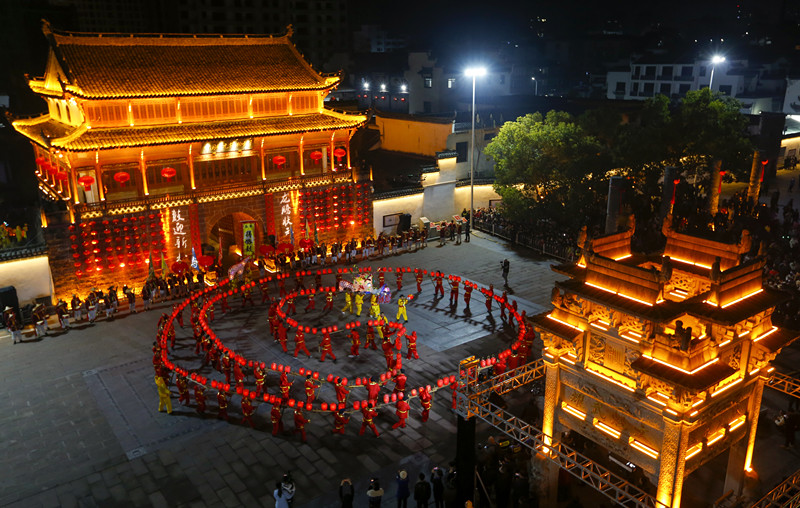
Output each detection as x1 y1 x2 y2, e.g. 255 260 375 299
708 55 725 91
464 66 486 233
531 76 538 96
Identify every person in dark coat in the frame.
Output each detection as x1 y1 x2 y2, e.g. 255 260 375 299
431 468 444 508
339 478 354 508
413 472 432 508
396 469 410 508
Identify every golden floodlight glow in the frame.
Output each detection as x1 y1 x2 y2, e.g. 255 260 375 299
669 256 713 269
593 419 622 439
728 415 746 432
619 332 641 344
561 402 586 420
546 314 584 331
629 438 659 459
711 377 743 398
585 282 655 307
717 339 732 347
706 428 726 446
559 353 577 365
767 366 775 373
613 254 632 261
586 367 636 392
753 326 778 343
641 354 719 375
686 442 703 460
720 288 763 309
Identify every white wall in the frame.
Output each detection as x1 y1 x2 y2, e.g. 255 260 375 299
0 256 54 305
371 183 502 235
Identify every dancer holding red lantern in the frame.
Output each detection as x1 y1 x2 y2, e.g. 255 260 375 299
359 402 380 437
216 390 229 421
332 410 350 435
405 331 419 360
304 292 316 312
484 284 494 312
319 330 336 363
348 329 361 357
415 269 424 293
194 384 206 414
334 377 350 405
463 283 473 309
271 402 284 435
449 277 460 306
419 388 433 422
392 398 410 429
323 290 334 311
365 324 377 350
240 396 255 428
432 273 445 298
254 364 266 396
277 321 289 353
176 374 190 405
279 371 292 400
304 375 319 403
367 376 382 405
294 328 311 358
293 407 310 442
393 369 407 395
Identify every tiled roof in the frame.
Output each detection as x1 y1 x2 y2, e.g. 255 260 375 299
556 279 686 323
42 24 337 99
758 327 800 354
13 112 366 151
530 311 583 341
685 288 789 326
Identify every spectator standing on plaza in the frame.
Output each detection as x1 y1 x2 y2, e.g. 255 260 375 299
777 411 800 448
273 481 290 508
464 221 470 243
431 468 444 508
367 478 385 507
396 469 410 508
281 473 296 506
443 464 458 508
501 259 510 285
790 177 795 193
414 472 432 508
339 478 355 508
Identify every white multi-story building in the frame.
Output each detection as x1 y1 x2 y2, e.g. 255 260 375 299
606 54 787 115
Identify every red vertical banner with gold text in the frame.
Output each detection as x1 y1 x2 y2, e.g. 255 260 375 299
265 193 275 238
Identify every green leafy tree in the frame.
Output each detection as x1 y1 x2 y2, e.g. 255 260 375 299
485 111 611 228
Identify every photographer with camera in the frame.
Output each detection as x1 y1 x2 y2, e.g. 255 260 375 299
367 477 385 507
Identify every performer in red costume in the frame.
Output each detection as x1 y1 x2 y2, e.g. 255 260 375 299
359 402 380 437
405 331 419 360
464 283 473 309
323 290 334 311
277 321 288 353
484 284 494 312
449 277 460 306
294 328 311 358
433 273 445 298
332 410 350 435
334 377 350 405
293 407 310 442
382 337 395 369
176 375 190 405
217 390 229 421
415 269 424 293
392 398 410 429
194 385 206 414
271 402 284 435
348 329 361 357
419 388 433 422
304 375 319 403
367 376 382 405
304 292 316 313
365 324 377 350
254 364 266 397
286 294 296 315
279 371 292 400
393 369 407 394
241 396 255 428
319 331 336 363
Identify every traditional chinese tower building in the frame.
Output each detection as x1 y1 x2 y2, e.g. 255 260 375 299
531 215 799 507
10 21 369 300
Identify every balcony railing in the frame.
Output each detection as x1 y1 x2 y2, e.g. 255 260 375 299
73 169 356 217
673 75 694 82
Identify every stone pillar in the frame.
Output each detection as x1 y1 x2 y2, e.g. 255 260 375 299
708 160 723 216
656 417 690 507
743 377 765 474
456 415 476 506
746 150 762 206
660 166 679 219
605 176 624 234
534 359 561 508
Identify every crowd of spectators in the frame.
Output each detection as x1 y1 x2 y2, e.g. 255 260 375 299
472 207 579 262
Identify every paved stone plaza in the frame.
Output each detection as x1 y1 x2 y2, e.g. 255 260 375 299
2 230 800 507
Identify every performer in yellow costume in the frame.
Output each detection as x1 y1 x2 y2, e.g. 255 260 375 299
396 296 408 323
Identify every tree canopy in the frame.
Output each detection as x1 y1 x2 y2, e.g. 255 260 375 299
486 90 753 228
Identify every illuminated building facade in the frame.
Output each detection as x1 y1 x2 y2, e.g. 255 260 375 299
11 21 369 301
531 215 799 507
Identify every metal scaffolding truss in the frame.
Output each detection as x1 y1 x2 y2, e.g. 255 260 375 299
767 371 800 400
458 391 664 507
457 358 664 508
751 468 800 508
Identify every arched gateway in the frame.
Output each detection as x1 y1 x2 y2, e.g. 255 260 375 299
10 21 372 302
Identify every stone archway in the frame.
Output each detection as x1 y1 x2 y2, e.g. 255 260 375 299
208 211 262 267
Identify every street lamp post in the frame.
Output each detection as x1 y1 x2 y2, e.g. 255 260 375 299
531 76 538 96
708 55 725 91
465 67 486 234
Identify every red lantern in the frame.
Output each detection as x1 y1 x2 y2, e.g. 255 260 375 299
113 172 130 186
157 167 175 181
78 175 95 191
309 150 323 164
333 148 346 162
55 171 69 182
272 155 286 168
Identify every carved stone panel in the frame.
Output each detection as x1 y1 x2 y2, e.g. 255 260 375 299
589 334 606 365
